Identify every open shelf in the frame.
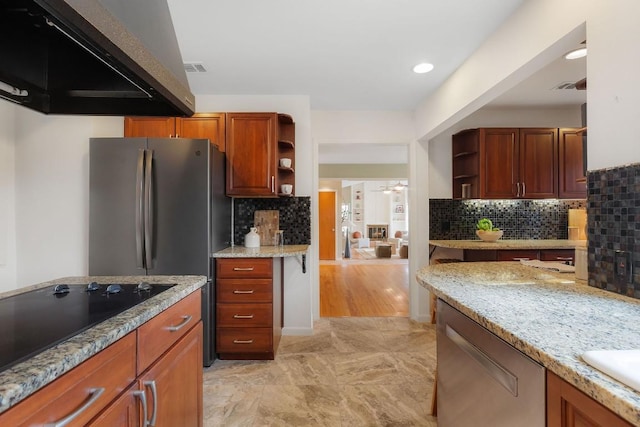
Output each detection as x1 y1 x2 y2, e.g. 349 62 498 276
278 166 294 173
453 151 478 158
278 139 295 148
453 174 478 180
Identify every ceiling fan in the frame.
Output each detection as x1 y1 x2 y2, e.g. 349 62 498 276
372 182 408 193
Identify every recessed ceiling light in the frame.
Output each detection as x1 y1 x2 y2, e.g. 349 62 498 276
413 62 434 74
565 48 587 60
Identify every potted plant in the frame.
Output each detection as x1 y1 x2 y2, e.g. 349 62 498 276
476 218 503 242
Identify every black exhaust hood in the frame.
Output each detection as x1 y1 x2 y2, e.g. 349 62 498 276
0 0 195 116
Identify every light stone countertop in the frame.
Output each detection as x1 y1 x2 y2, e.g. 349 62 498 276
429 239 587 250
416 262 640 426
211 244 309 258
0 275 206 414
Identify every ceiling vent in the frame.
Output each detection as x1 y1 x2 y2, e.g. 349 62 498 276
184 62 207 73
551 82 577 90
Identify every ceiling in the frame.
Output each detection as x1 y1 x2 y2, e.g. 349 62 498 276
167 0 526 110
167 1 586 166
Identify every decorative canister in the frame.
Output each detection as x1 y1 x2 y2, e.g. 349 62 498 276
245 227 260 248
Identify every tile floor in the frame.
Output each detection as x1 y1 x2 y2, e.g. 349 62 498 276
203 317 437 426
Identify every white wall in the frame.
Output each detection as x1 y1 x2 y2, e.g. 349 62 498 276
586 0 640 169
0 102 17 291
429 106 582 198
14 109 123 287
197 95 314 335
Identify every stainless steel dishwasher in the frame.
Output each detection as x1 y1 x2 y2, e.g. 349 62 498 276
436 299 545 426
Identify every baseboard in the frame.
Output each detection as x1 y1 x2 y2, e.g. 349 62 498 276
413 314 431 324
282 326 314 336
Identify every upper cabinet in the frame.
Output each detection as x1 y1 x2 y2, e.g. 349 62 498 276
225 112 295 198
453 127 583 200
124 113 226 152
558 128 587 199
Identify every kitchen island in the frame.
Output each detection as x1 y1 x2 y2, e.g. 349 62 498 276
417 262 640 426
0 275 205 420
429 238 586 250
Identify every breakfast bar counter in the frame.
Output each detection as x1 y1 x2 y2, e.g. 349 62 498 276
429 239 586 250
417 262 640 426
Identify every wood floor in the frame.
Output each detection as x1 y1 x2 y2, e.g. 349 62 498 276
319 256 409 317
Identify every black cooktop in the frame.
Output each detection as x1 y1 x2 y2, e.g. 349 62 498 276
0 282 174 374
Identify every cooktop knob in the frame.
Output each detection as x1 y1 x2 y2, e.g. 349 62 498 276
86 281 100 292
105 284 122 294
53 284 70 295
137 281 152 292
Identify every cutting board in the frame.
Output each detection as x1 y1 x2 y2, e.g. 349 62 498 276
254 210 279 246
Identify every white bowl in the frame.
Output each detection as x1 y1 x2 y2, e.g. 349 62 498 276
476 230 503 242
281 184 293 194
280 158 292 168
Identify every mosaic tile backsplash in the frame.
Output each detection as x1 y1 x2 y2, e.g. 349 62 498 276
588 163 640 298
233 197 311 246
430 199 586 240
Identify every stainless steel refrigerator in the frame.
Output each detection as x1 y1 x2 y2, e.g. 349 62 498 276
88 137 231 366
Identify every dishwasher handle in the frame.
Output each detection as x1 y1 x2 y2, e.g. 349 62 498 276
445 324 518 396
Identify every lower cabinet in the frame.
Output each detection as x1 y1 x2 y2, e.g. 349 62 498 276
547 371 633 427
0 292 203 427
216 257 283 359
464 248 575 263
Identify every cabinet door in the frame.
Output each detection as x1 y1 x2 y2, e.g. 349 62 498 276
558 128 587 199
519 128 558 198
177 113 226 152
139 322 203 427
88 385 142 427
226 113 277 197
124 117 176 137
547 371 633 427
479 128 518 198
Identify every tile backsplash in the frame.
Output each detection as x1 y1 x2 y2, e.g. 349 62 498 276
429 199 586 240
587 163 640 298
233 197 311 246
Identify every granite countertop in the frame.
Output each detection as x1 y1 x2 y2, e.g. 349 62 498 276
429 238 587 250
0 275 206 414
212 244 309 258
416 262 640 426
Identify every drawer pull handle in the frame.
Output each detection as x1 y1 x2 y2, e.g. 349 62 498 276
144 380 158 427
167 315 193 332
233 314 254 319
233 290 255 294
46 387 105 427
233 267 254 271
133 390 149 427
233 339 254 344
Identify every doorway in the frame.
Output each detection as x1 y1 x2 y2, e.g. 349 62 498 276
318 179 409 317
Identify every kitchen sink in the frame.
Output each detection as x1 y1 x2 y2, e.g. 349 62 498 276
582 349 640 392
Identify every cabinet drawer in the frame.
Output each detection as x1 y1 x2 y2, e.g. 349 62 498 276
216 303 273 327
217 278 273 303
0 333 136 427
496 250 540 261
539 249 575 262
217 327 273 353
217 258 273 278
137 291 201 373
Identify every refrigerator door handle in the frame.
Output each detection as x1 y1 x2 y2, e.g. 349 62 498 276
144 149 154 270
135 149 145 268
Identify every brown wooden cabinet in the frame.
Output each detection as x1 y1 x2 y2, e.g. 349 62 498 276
547 371 633 427
0 292 203 427
138 322 203 427
464 248 575 263
216 258 283 359
558 128 587 199
454 127 584 200
225 112 295 197
479 128 558 199
124 113 226 152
